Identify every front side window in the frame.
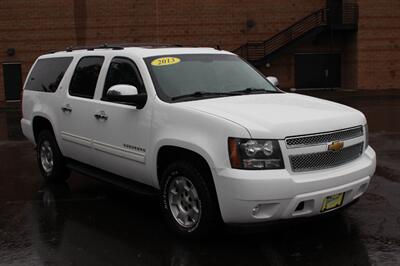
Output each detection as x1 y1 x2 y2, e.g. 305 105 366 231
25 57 73 93
145 54 280 102
102 57 145 100
69 56 104 98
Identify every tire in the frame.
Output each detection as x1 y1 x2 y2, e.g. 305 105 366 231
160 160 220 238
36 130 70 182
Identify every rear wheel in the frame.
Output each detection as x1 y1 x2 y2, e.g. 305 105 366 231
160 160 219 238
37 130 70 182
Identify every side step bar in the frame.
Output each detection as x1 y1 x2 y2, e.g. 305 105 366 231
66 159 159 196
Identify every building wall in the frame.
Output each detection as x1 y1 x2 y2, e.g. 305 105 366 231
258 31 358 90
0 1 77 101
356 0 400 90
0 0 399 101
0 0 326 100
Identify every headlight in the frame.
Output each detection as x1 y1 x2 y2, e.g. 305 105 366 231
364 124 369 150
228 138 284 169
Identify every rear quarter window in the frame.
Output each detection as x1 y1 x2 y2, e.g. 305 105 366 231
25 57 73 93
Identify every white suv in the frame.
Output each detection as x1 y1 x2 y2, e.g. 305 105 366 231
21 44 376 237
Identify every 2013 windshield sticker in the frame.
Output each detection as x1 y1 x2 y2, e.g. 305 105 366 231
151 57 181 66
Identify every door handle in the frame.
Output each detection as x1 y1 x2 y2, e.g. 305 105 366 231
94 111 108 121
61 104 72 113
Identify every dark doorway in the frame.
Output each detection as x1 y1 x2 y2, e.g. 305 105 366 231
295 53 341 89
3 63 22 101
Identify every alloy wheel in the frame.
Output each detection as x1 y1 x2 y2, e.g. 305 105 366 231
167 175 201 229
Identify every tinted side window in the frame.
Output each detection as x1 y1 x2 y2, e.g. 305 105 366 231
103 57 144 100
25 57 73 92
69 56 104 98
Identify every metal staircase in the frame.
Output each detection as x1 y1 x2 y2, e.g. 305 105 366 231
233 1 358 64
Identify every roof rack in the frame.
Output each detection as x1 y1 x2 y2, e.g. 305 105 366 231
65 43 124 52
64 43 184 52
116 43 184 48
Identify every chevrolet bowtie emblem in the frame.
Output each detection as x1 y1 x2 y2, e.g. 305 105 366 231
328 141 344 152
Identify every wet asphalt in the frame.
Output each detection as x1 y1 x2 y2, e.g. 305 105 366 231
0 92 399 266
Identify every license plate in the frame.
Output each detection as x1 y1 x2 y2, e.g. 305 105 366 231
320 192 345 212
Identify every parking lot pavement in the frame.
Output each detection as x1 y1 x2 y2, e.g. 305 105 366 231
0 92 399 266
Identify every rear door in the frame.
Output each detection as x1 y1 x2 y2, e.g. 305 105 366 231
90 57 153 185
58 56 105 165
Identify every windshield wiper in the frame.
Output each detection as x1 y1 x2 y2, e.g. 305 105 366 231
230 87 281 94
171 91 236 101
171 88 281 101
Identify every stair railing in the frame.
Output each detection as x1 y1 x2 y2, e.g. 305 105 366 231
234 8 328 61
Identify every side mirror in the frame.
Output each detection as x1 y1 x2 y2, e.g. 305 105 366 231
267 76 279 87
106 84 147 109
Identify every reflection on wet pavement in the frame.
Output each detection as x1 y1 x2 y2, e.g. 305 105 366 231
0 92 399 265
0 109 24 141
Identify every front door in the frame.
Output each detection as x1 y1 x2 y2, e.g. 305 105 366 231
295 53 341 89
91 57 152 185
3 63 22 101
58 56 105 166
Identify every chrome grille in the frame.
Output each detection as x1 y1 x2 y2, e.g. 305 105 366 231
286 126 363 148
289 142 364 172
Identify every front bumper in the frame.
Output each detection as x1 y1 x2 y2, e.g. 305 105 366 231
214 146 376 224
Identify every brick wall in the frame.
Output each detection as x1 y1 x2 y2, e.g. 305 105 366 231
356 0 400 90
0 0 399 101
0 0 325 100
258 31 356 90
0 0 77 101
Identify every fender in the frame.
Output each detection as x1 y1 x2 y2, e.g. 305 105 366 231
32 107 63 152
149 139 217 189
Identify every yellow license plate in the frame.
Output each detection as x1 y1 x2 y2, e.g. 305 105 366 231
321 192 345 212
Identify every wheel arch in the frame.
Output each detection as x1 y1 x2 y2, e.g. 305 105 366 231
156 143 222 221
32 115 56 144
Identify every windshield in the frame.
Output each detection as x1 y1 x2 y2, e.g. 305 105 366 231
145 54 280 102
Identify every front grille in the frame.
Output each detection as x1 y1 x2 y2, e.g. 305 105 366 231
286 126 363 148
289 142 364 172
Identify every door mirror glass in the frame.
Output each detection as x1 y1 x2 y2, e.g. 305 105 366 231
267 76 279 87
106 85 147 109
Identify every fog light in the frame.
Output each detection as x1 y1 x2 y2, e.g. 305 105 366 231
252 205 260 215
251 203 280 218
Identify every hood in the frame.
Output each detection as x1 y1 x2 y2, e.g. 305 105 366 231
177 93 366 139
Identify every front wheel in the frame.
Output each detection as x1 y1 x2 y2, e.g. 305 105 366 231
36 130 70 182
160 161 219 238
